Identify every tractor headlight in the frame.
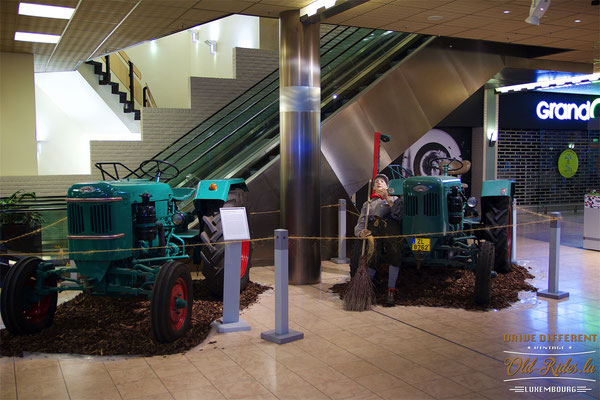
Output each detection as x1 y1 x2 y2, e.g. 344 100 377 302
172 212 186 226
467 197 478 208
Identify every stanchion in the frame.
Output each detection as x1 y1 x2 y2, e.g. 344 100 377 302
538 212 569 300
511 198 517 263
261 229 304 344
213 241 251 332
331 199 350 264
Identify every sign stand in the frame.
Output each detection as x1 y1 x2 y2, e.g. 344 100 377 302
213 207 251 333
538 212 569 300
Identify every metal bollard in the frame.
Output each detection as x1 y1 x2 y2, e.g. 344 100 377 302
511 198 517 263
261 229 304 344
538 212 569 300
331 199 350 264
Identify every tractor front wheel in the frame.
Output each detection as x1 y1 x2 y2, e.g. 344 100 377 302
151 261 193 343
199 188 251 297
474 241 494 305
0 256 58 334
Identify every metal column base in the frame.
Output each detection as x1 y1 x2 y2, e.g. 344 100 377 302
213 319 251 333
330 257 350 264
538 290 569 300
261 329 304 344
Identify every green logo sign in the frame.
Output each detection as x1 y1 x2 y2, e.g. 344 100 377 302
558 149 578 178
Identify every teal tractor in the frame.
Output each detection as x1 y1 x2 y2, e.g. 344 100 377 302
0 159 251 342
357 158 514 305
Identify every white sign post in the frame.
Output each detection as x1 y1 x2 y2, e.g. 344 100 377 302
213 207 251 333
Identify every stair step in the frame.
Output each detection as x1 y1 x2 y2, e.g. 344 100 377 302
85 61 103 75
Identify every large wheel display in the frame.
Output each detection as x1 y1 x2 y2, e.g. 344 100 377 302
482 196 512 273
474 241 493 305
151 261 193 343
200 188 251 297
0 257 58 334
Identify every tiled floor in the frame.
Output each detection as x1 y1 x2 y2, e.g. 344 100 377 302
1 211 598 399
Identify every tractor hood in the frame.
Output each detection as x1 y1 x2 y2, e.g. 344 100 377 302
68 179 173 203
403 175 461 190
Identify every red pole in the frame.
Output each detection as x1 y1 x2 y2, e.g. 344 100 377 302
372 131 381 181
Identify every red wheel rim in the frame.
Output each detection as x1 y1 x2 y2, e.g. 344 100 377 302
23 275 51 323
169 277 188 331
240 241 250 278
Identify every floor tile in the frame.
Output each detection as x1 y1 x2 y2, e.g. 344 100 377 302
115 376 170 400
211 380 271 399
413 377 473 399
312 378 374 399
171 386 225 400
270 385 330 400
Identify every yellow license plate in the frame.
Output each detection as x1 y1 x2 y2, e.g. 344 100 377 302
412 238 431 252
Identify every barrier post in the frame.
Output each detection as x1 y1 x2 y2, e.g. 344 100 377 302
331 199 350 264
261 229 303 344
538 212 569 300
511 198 517 263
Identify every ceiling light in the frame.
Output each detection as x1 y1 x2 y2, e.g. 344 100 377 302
14 31 60 43
504 10 511 14
18 2 75 19
574 19 581 23
427 15 443 21
495 73 600 93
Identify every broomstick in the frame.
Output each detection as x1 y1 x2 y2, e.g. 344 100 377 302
343 179 376 311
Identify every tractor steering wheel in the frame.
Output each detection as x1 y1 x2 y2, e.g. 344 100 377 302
139 159 180 183
430 157 464 174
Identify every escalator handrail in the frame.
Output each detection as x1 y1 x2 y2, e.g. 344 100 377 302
125 26 354 178
165 28 381 177
174 30 411 182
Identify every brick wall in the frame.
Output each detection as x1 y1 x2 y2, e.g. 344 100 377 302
0 47 278 197
497 129 600 206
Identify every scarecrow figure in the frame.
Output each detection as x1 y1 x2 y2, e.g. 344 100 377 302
352 173 403 307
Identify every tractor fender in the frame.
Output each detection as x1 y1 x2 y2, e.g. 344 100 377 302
481 180 515 198
194 179 247 202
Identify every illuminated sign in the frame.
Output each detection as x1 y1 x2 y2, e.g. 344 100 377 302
536 98 600 121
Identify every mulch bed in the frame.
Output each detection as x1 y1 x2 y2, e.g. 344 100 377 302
331 263 537 310
0 280 270 358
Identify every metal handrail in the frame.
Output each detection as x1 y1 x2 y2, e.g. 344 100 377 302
127 26 360 179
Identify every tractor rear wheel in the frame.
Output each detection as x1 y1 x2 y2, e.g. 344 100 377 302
199 188 251 297
0 256 58 334
474 241 494 305
481 196 512 273
151 261 193 343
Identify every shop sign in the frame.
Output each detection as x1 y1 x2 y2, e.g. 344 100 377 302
558 149 578 178
500 92 599 130
536 98 600 121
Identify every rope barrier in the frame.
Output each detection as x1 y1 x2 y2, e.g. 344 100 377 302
0 217 67 245
1 201 560 259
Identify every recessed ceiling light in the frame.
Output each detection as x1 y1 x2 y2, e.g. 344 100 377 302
574 19 582 22
427 15 443 21
504 10 511 14
18 2 75 19
14 31 60 43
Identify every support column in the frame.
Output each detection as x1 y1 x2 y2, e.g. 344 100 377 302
279 10 321 284
483 85 498 181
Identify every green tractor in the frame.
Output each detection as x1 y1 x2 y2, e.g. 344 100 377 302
354 158 514 305
0 159 251 342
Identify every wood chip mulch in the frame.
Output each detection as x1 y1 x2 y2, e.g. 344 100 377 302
0 280 270 358
331 264 537 311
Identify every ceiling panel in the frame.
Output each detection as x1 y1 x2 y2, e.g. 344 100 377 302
0 0 596 72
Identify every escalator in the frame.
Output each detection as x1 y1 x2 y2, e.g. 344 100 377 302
129 25 507 263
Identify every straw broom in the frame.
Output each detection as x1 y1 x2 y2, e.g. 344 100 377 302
343 179 376 311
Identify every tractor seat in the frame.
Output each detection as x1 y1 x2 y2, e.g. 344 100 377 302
171 187 195 201
444 160 471 176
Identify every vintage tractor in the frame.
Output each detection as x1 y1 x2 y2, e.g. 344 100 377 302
0 159 251 342
352 158 514 305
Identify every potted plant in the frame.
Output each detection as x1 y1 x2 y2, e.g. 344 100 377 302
0 191 44 254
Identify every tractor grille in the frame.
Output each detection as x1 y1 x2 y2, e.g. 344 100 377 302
424 193 439 217
90 204 112 234
405 193 418 216
67 203 84 234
